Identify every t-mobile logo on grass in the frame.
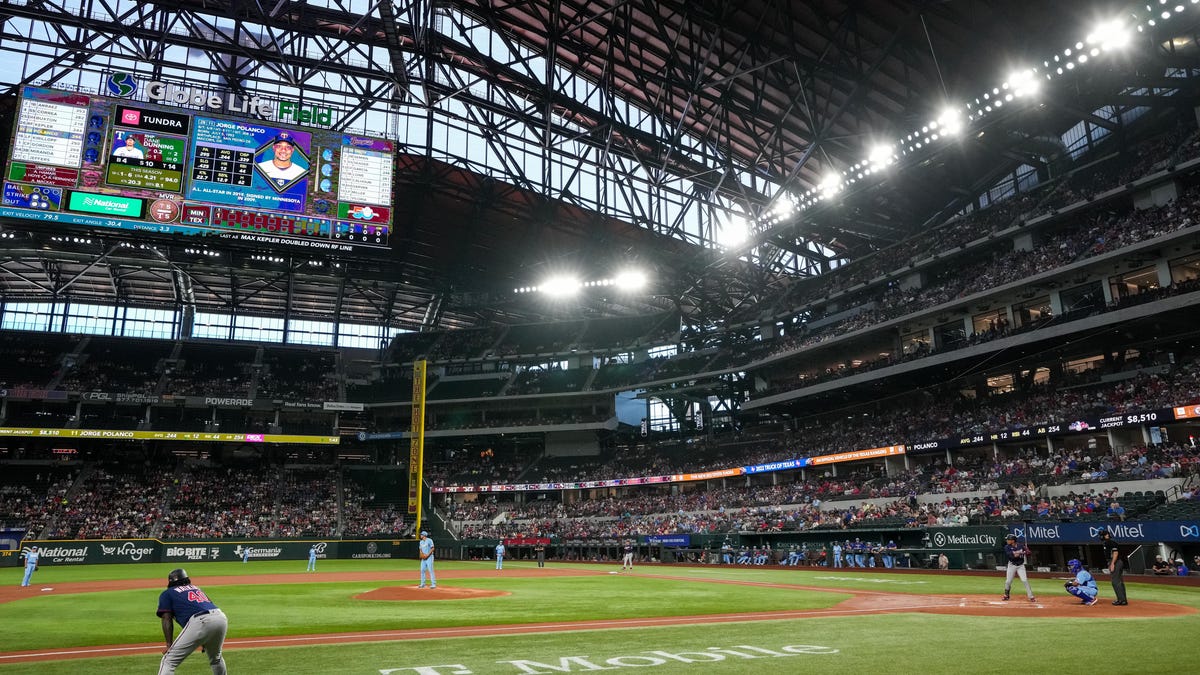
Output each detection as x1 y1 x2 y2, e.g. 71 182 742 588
378 644 839 674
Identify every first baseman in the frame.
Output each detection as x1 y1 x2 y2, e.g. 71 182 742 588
621 540 635 570
19 545 39 587
1002 533 1036 601
418 531 437 588
156 568 227 675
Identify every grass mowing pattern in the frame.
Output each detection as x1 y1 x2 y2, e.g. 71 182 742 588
2 561 1198 673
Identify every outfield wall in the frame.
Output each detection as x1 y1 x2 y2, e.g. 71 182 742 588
2 538 418 567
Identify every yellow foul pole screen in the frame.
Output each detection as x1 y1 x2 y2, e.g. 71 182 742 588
407 359 427 535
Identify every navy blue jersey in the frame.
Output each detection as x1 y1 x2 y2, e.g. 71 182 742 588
157 584 218 628
623 544 634 554
1003 543 1028 565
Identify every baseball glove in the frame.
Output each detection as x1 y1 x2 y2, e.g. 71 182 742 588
1064 581 1074 590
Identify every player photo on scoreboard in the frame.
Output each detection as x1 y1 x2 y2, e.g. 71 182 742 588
254 130 310 192
111 132 147 161
105 130 188 193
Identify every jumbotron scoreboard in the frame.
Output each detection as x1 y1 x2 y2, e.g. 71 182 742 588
2 86 393 252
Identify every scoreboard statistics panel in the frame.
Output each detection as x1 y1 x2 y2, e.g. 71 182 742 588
1 86 393 252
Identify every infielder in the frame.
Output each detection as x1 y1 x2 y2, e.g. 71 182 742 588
418 531 437 588
621 540 635 570
1064 558 1099 605
1001 533 1036 602
20 545 39 587
156 568 227 675
307 545 317 572
495 542 505 570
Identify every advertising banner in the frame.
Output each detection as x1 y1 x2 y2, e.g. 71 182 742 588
647 535 692 547
925 527 1007 550
14 538 395 565
0 529 26 568
339 539 397 560
1010 520 1200 544
808 445 906 465
166 541 325 562
501 537 551 547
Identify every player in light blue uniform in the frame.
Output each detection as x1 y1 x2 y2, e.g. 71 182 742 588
20 546 39 587
418 531 436 588
242 546 250 564
832 542 843 568
495 542 505 570
1064 558 1099 605
307 545 317 572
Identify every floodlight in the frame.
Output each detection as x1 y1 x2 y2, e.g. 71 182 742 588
867 144 893 167
613 270 648 291
540 275 581 297
936 108 963 135
819 173 842 195
717 214 748 248
1007 68 1040 98
1087 19 1132 50
770 194 798 217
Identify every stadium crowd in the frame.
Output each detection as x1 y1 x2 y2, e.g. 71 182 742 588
0 464 405 540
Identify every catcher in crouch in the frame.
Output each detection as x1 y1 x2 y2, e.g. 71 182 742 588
1064 558 1100 605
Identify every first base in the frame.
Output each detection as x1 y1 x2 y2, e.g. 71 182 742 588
41 587 53 591
608 571 618 574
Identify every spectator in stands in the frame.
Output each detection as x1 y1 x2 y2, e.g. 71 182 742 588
1107 502 1126 521
1152 555 1173 575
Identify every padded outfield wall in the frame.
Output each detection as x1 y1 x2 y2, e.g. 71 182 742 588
0 537 419 567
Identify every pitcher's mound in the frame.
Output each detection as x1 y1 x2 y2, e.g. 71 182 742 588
355 586 510 601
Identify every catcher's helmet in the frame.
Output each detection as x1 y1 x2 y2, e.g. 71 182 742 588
1067 559 1083 574
167 568 191 587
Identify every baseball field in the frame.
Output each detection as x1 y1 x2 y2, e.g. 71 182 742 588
1 559 1197 674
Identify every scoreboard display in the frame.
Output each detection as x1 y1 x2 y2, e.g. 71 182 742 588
1 87 393 252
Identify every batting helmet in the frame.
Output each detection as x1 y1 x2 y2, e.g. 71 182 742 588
1005 533 1017 541
167 568 191 587
1067 559 1083 574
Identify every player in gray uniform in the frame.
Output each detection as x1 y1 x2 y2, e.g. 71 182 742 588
156 568 227 675
1001 533 1036 602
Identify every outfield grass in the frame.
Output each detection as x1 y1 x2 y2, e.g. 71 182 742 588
2 560 1196 674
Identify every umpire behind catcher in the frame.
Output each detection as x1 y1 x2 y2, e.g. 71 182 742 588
156 568 228 674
